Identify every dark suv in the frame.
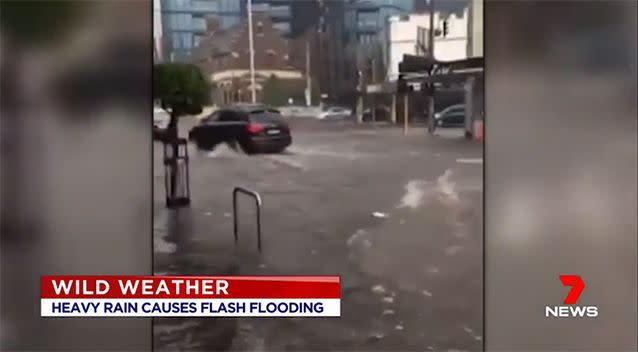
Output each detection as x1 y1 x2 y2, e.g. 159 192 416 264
188 104 292 154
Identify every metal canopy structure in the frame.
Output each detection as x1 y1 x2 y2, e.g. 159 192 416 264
371 56 484 94
393 54 484 139
398 55 484 89
362 54 484 139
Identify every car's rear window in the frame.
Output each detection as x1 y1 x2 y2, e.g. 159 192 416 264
249 109 282 123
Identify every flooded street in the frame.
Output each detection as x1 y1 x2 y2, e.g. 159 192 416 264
153 118 483 351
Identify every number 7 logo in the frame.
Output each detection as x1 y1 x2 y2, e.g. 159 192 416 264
560 275 585 304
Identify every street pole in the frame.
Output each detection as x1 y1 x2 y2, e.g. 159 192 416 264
391 93 397 124
306 41 311 106
427 0 436 134
464 77 475 139
248 0 256 103
371 59 376 124
356 70 363 124
403 93 409 135
429 0 435 53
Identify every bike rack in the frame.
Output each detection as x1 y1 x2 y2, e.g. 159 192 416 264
232 187 263 253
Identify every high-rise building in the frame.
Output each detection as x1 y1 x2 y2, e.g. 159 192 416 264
154 0 163 62
345 0 414 45
327 0 414 101
246 0 292 37
246 0 320 38
161 0 321 61
289 1 322 38
161 0 241 61
316 1 349 102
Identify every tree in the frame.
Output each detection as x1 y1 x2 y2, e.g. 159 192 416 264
154 63 210 119
153 63 210 204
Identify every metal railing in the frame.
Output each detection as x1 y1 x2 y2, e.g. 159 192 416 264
232 187 263 253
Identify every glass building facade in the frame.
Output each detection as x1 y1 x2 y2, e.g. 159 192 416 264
161 0 304 61
345 0 414 44
342 0 414 64
161 0 241 61
251 0 293 37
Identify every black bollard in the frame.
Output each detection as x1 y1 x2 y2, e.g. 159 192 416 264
164 138 190 208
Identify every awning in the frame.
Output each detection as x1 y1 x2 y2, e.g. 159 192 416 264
364 56 484 94
436 57 484 72
399 56 484 88
420 70 483 84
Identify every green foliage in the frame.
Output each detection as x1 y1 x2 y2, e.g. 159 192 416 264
262 75 288 106
153 63 210 117
0 1 87 48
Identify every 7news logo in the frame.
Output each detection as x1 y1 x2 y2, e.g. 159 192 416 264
545 275 599 318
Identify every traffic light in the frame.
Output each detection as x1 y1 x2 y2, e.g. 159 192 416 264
443 20 449 37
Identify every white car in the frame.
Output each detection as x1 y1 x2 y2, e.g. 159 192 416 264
317 107 352 120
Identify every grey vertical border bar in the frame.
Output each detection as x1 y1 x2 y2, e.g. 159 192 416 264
150 0 156 351
0 1 155 350
484 1 637 351
481 0 487 350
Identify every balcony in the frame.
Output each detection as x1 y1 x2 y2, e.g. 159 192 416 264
163 1 240 16
192 0 218 11
192 18 207 31
167 18 207 33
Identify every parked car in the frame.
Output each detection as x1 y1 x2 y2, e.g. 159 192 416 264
362 106 391 121
317 106 352 120
434 104 465 127
188 104 292 154
282 105 307 117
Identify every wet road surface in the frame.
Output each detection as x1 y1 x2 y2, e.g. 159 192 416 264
154 118 483 351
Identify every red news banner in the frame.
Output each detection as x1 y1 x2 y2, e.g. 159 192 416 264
40 276 341 317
